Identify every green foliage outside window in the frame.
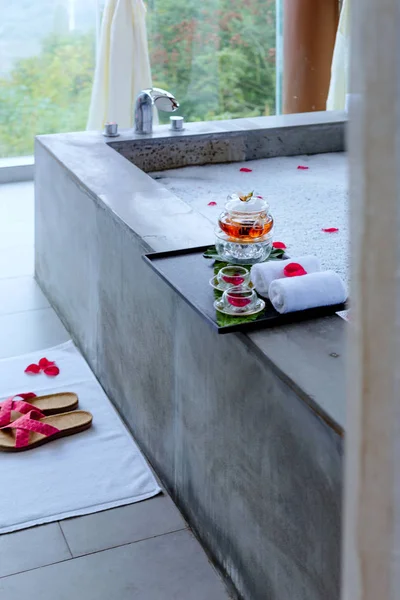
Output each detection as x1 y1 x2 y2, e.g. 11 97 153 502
148 0 276 122
0 0 275 158
0 33 95 158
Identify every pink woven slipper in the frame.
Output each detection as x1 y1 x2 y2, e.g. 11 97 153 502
0 392 78 427
0 409 92 452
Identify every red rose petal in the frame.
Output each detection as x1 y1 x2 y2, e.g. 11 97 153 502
18 392 37 400
256 195 263 199
228 297 252 308
207 201 217 206
272 241 287 249
283 263 308 277
297 165 309 170
43 365 60 377
222 275 245 285
24 363 41 375
239 167 252 172
38 357 55 369
321 227 339 233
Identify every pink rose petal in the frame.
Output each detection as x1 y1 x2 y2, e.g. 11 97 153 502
239 167 252 172
321 227 339 233
207 201 217 206
297 165 309 170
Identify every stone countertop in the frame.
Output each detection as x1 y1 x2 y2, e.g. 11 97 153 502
36 111 347 432
151 153 348 285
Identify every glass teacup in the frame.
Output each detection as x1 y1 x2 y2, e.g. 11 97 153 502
216 266 250 291
220 285 258 313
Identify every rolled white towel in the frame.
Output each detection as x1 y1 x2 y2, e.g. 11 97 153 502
269 271 347 314
251 256 320 298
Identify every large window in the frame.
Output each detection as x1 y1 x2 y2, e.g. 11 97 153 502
147 0 276 123
0 0 277 159
0 0 98 158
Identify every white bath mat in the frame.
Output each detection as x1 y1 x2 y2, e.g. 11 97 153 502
0 341 160 534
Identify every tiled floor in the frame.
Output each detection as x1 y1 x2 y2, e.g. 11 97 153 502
0 181 230 599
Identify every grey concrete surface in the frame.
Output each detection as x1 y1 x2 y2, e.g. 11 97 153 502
249 316 347 430
0 157 34 185
0 531 230 600
0 181 231 600
35 113 346 599
110 111 345 172
35 115 347 431
172 301 342 600
0 524 71 578
60 496 187 557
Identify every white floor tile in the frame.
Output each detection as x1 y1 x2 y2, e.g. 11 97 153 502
0 277 49 316
0 307 69 359
0 245 34 279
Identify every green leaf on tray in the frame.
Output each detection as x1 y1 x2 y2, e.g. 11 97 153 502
203 247 220 259
214 261 228 275
215 306 266 327
213 289 266 327
270 248 285 259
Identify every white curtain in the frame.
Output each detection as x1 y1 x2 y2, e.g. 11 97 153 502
87 0 154 130
327 0 350 111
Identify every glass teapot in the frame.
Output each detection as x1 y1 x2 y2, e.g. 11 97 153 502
217 192 273 241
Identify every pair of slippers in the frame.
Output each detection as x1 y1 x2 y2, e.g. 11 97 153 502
0 393 92 452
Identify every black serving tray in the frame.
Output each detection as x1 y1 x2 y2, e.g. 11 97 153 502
142 245 346 334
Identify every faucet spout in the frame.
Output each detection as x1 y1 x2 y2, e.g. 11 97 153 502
134 87 179 134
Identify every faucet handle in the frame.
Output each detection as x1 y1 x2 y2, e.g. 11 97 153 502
151 88 179 113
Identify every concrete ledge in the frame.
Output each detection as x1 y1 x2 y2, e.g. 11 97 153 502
109 111 345 172
0 156 34 184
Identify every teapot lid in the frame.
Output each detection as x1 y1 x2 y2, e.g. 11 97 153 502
226 192 269 214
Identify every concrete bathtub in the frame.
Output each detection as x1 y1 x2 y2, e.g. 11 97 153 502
35 112 347 600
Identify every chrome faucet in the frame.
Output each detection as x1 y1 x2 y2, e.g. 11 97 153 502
134 87 179 134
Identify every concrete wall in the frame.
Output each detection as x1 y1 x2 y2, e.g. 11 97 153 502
35 141 343 600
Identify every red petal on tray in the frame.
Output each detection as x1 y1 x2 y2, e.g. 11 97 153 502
44 365 60 377
228 297 252 308
239 167 252 172
272 241 287 249
18 392 37 400
297 165 309 170
321 227 339 233
38 357 55 369
222 275 245 286
24 363 41 375
207 201 217 206
283 263 308 278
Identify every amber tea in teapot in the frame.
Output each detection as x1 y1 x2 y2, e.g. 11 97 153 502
218 192 273 241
